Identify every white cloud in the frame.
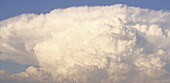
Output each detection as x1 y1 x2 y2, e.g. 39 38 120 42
0 4 170 83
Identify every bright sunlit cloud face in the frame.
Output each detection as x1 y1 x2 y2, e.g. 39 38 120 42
0 4 170 83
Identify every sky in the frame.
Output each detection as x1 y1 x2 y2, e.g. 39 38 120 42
0 0 170 83
0 0 170 21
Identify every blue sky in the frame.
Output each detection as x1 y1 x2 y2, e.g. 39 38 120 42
0 0 170 74
0 0 170 21
0 61 30 73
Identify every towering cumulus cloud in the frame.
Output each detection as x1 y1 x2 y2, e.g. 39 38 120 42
0 4 170 83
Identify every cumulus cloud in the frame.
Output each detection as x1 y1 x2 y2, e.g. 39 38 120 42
0 4 170 83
